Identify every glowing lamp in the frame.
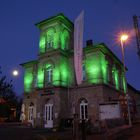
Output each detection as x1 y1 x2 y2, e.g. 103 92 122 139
12 70 19 76
120 34 128 42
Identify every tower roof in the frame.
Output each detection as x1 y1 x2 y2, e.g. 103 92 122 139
35 13 73 29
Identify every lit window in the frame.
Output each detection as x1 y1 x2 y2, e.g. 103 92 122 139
46 68 52 83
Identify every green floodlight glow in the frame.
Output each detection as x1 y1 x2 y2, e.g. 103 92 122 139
53 32 59 49
101 54 108 84
54 57 72 87
36 57 73 88
61 30 70 50
39 26 70 53
85 52 108 84
122 76 127 93
60 62 68 86
39 35 46 53
86 54 102 84
112 66 119 90
45 63 52 69
24 68 33 92
37 66 44 88
52 67 60 86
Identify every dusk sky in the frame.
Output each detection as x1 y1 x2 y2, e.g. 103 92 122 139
0 0 140 95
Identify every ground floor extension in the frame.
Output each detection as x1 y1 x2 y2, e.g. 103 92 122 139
22 84 135 128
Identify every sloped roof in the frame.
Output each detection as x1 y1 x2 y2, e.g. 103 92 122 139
35 13 73 29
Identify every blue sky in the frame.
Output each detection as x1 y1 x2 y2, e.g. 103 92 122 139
0 0 140 95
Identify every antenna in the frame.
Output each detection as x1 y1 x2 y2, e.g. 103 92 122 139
133 15 140 58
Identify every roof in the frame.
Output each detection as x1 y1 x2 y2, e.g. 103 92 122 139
20 60 38 67
35 13 73 29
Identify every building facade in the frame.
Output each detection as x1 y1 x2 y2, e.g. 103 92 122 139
21 13 131 128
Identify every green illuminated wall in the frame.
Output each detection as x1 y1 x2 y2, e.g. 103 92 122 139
112 65 127 92
24 14 128 94
122 74 127 93
101 54 108 84
60 29 70 50
59 57 72 86
84 46 127 92
36 56 73 88
24 67 33 92
85 52 108 84
39 26 70 54
112 66 119 90
37 16 72 87
37 65 44 88
39 34 46 53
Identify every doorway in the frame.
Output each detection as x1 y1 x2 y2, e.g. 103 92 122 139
44 104 53 128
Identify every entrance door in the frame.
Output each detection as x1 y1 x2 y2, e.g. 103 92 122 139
28 106 34 126
44 104 53 128
80 100 88 120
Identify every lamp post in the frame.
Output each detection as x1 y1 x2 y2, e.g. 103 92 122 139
120 34 128 73
120 34 132 126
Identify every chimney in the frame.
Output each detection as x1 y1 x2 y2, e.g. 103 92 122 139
86 40 93 47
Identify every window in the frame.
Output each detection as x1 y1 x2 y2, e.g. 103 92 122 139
46 68 52 83
80 99 88 120
47 35 53 48
46 29 54 49
82 64 86 81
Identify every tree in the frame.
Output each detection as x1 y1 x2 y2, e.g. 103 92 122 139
0 66 20 120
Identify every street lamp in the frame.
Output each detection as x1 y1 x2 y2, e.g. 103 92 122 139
120 34 128 72
120 34 132 126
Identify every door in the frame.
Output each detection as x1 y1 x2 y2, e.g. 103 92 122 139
28 106 34 126
44 104 53 128
80 100 88 120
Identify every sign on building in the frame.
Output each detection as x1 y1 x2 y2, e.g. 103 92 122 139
99 102 121 120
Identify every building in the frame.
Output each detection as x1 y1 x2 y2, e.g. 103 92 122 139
127 84 140 118
21 13 136 128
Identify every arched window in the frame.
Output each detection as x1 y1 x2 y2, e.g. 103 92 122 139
46 29 55 49
80 99 88 120
43 62 55 86
46 68 53 83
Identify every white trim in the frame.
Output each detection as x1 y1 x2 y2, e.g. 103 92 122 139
80 101 88 120
44 104 53 128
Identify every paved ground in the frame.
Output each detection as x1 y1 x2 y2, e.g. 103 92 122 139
128 124 140 140
0 123 140 140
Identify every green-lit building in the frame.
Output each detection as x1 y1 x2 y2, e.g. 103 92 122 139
21 13 129 128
